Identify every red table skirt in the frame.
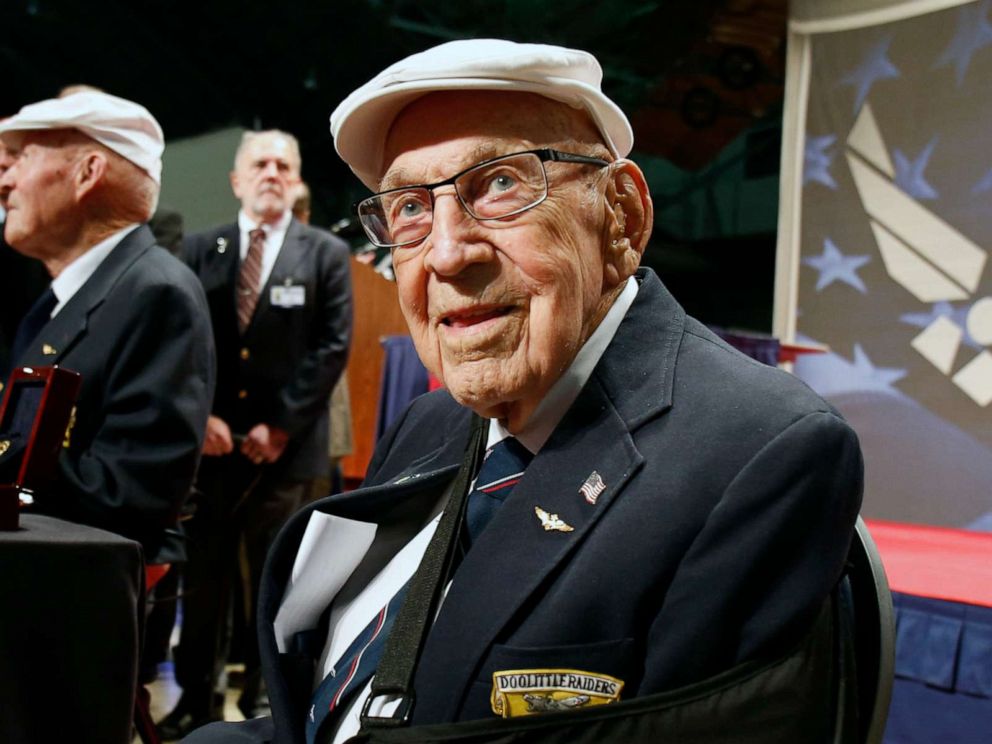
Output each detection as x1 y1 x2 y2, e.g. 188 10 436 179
865 519 992 608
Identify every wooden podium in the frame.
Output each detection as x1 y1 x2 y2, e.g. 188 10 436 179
0 366 81 529
340 257 412 485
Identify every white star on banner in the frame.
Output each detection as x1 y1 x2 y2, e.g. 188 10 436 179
971 167 992 195
803 238 871 293
851 344 908 389
804 134 838 189
840 35 900 113
793 335 911 398
893 138 940 200
934 0 992 86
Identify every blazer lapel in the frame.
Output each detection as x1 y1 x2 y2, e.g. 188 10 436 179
18 226 154 367
218 224 241 283
199 224 241 324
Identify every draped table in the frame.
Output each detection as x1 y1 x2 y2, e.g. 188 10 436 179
0 513 144 744
867 521 992 744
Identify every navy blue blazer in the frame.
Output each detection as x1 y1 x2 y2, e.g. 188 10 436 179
190 268 863 743
183 219 352 480
17 225 215 564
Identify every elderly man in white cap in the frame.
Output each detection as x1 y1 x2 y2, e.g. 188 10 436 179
0 91 214 566
187 39 862 744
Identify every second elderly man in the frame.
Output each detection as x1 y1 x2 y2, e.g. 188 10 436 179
160 130 352 738
0 91 214 566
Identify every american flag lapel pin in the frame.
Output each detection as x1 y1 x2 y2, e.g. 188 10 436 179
580 471 606 504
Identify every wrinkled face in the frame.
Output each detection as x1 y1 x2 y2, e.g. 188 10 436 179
231 133 300 224
0 131 81 257
381 92 622 430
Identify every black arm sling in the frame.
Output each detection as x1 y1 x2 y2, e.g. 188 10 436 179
339 414 849 744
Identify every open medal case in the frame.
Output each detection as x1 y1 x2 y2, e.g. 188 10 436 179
0 366 81 529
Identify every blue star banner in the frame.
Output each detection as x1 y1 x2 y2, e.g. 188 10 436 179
787 0 992 531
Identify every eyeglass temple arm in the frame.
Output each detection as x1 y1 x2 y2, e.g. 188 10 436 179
543 149 611 167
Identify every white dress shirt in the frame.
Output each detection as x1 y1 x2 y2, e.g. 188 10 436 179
50 224 140 317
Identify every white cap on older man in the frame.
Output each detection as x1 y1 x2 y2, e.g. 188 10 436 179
330 38 634 190
0 91 164 184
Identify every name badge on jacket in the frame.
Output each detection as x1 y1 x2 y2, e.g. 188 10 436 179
271 285 306 307
491 668 624 718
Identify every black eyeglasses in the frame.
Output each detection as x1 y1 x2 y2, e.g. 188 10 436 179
353 148 610 249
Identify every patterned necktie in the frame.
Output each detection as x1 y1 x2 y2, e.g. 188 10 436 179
10 287 57 365
306 583 410 744
465 437 533 543
236 228 265 333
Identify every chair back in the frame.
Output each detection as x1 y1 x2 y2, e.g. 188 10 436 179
840 516 896 744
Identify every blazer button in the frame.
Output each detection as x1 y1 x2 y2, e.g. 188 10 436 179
240 348 250 360
238 390 248 399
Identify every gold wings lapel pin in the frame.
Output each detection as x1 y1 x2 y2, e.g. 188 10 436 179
534 506 574 533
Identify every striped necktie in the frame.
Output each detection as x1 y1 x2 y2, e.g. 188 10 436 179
306 583 409 744
465 437 533 543
236 228 265 333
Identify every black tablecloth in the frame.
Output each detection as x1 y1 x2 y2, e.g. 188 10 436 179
0 514 143 744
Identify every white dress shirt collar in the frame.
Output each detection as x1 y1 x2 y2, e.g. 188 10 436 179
50 224 140 318
487 276 639 453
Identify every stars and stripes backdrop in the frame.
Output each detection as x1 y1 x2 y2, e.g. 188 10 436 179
778 0 992 532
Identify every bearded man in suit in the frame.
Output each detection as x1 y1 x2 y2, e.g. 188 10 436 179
160 130 351 737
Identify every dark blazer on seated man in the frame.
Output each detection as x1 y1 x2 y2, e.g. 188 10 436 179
16 226 214 563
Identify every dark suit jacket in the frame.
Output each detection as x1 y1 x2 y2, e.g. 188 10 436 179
183 219 351 480
190 268 863 743
18 225 215 564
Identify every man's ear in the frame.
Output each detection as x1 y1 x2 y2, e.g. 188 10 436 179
74 151 108 201
602 159 654 284
229 170 242 200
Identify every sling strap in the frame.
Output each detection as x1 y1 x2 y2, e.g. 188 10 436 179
359 414 488 730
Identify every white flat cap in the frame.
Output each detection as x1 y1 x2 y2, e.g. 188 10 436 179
330 38 634 190
0 91 164 183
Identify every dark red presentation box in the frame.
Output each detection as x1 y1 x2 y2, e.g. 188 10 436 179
0 366 81 530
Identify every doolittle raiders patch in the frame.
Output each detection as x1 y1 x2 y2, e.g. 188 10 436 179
490 668 624 718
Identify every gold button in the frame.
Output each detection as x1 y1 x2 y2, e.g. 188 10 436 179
238 390 248 399
240 347 250 360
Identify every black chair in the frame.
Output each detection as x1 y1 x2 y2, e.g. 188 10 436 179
834 516 896 744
